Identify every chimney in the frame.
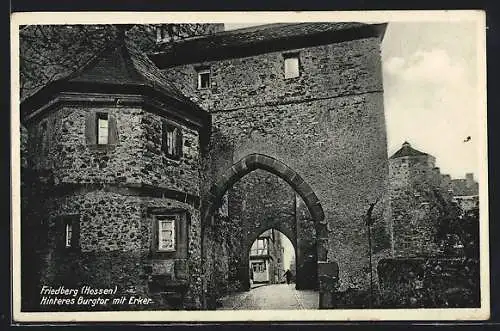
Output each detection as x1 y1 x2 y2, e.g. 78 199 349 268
466 173 474 187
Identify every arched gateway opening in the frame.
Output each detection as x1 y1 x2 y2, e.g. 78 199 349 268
248 229 296 287
202 154 330 307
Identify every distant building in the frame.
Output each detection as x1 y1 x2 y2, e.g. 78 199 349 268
249 229 284 284
450 173 479 213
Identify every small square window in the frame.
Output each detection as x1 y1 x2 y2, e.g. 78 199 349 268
96 113 109 145
157 215 176 252
284 54 300 79
197 69 211 89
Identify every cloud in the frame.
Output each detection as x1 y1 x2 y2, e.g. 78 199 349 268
383 49 479 179
384 49 467 86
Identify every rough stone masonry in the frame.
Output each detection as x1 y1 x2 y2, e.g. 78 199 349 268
155 22 392 298
21 23 391 310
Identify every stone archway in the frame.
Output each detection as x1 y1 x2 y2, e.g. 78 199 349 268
203 154 333 304
203 154 325 229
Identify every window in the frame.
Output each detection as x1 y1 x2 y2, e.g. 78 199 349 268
197 69 211 89
162 122 183 159
96 113 109 145
157 216 176 252
150 209 188 258
284 54 300 79
65 223 73 248
156 26 166 42
255 238 268 255
57 214 80 250
156 25 177 42
218 193 229 217
252 262 266 272
85 112 118 148
39 120 48 154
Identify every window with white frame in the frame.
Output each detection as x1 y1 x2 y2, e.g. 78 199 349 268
284 54 300 79
157 216 176 251
197 68 211 89
162 122 182 159
96 113 109 145
65 223 73 248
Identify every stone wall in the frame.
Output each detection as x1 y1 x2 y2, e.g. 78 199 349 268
201 212 243 309
22 99 205 311
25 190 203 311
162 35 390 292
26 104 201 196
295 195 318 289
162 38 384 113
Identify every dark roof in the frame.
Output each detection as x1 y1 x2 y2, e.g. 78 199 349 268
150 22 387 68
390 142 429 159
22 36 203 115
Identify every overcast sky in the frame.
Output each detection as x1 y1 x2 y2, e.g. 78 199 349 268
225 22 483 181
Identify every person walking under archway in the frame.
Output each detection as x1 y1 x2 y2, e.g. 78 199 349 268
284 269 293 285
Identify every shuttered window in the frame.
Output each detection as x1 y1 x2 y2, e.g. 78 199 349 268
85 111 118 147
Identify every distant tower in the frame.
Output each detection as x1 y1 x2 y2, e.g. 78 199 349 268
389 142 443 257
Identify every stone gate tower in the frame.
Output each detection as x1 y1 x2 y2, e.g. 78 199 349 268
151 22 391 298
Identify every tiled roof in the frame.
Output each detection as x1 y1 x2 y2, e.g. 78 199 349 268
67 37 197 106
22 36 200 111
150 22 386 67
390 142 429 159
172 22 367 47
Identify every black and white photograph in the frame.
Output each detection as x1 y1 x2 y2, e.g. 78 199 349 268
11 11 489 322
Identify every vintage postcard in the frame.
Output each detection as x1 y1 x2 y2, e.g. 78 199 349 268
10 10 489 322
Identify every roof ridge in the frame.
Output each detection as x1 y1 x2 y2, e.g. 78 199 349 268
389 141 429 159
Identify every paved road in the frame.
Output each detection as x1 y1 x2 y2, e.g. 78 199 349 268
219 284 319 310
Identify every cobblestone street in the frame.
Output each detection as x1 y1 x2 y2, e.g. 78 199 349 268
219 284 319 310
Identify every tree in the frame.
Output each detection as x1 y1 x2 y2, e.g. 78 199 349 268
19 24 221 100
433 189 479 258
